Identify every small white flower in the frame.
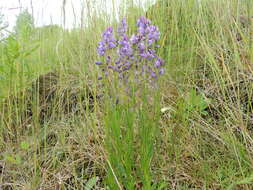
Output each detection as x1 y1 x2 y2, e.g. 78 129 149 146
161 107 171 113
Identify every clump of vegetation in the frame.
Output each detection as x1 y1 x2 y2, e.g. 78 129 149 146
0 0 253 189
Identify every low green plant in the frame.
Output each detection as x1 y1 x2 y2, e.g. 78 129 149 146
104 87 161 189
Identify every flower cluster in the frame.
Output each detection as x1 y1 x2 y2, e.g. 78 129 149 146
95 16 164 84
130 16 164 79
96 26 116 57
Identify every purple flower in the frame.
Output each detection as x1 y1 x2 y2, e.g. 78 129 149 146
96 27 117 56
115 59 121 65
159 68 165 75
95 16 165 85
97 41 106 56
138 27 145 35
118 35 133 57
95 61 103 65
138 42 146 51
148 39 154 45
139 50 155 60
154 59 162 68
103 26 114 39
150 71 157 78
137 16 151 29
130 34 139 44
108 42 116 48
108 65 115 70
117 18 127 36
147 25 160 41
122 64 131 71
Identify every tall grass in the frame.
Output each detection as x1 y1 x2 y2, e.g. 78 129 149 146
0 0 253 189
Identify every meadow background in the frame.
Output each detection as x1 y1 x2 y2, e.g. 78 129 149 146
0 0 253 189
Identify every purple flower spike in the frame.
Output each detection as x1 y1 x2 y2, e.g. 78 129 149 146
103 27 113 39
96 26 117 56
95 16 165 86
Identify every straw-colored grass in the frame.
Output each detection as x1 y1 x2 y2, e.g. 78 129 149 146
0 0 253 189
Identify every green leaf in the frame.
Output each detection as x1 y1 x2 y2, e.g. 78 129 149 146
20 141 29 150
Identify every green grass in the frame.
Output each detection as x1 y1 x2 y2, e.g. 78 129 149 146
0 0 253 189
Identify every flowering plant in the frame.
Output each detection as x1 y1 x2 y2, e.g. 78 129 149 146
95 17 164 103
96 16 164 81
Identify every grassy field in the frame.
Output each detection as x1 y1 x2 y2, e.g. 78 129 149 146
0 0 253 189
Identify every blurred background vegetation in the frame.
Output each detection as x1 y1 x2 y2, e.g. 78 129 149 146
0 0 253 189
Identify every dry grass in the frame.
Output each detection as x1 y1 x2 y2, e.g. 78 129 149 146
1 0 253 189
